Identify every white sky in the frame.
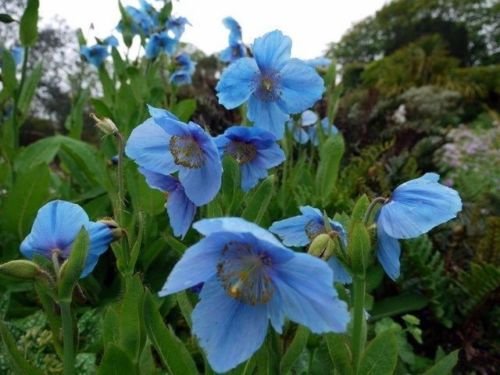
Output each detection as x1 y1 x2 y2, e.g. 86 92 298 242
40 0 388 59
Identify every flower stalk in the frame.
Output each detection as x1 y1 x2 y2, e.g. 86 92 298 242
351 275 367 373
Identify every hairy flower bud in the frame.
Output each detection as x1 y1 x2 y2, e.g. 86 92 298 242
0 260 42 280
308 233 335 260
90 113 118 135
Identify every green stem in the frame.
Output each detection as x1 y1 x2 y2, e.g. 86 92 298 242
11 46 30 149
115 132 130 271
60 300 75 375
352 275 366 373
363 196 387 225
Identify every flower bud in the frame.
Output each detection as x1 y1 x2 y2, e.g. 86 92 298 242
98 218 123 240
0 260 42 280
308 233 335 260
90 113 118 135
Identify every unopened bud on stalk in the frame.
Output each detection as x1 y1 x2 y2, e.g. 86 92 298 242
0 260 43 280
90 113 118 135
308 233 336 260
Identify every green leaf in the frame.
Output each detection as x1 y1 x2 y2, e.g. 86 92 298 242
242 175 275 224
358 330 398 375
221 156 241 212
172 99 197 122
0 320 44 375
65 90 89 139
1 163 50 239
14 136 61 171
423 350 459 375
1 50 17 95
111 48 126 79
144 291 198 375
91 98 114 118
350 195 369 228
349 222 371 274
280 326 310 374
19 0 39 46
315 135 344 205
325 333 353 375
126 163 165 215
118 275 146 362
58 228 89 301
98 66 115 103
18 63 43 117
370 293 428 320
0 14 16 23
98 344 137 375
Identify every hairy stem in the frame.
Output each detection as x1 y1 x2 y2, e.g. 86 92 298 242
60 300 75 375
351 275 366 373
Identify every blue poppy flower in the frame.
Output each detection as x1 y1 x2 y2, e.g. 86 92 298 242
138 168 196 238
125 105 222 206
269 206 352 284
122 5 157 36
219 17 246 63
159 217 349 373
170 53 196 85
215 126 285 191
308 117 339 146
166 16 190 40
80 44 109 67
376 173 462 280
216 30 324 139
20 200 113 278
287 110 318 144
145 32 177 59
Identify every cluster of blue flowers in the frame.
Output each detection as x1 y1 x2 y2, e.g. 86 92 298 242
287 110 339 145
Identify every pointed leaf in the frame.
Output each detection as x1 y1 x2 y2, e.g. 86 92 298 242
19 0 39 46
358 329 398 375
58 228 89 301
423 350 459 375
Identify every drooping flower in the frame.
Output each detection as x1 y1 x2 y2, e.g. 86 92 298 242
125 105 222 206
166 16 190 40
80 44 110 67
138 168 196 238
219 17 246 63
145 31 177 59
159 217 349 372
20 200 113 278
170 53 196 85
376 173 462 280
216 30 325 139
215 126 285 191
287 110 318 144
269 206 352 284
101 35 119 48
308 117 339 146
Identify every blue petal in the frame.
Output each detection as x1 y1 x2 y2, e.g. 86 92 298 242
247 95 289 139
158 234 225 295
274 253 350 333
177 135 222 205
267 292 285 333
254 143 286 169
194 217 286 250
125 119 177 175
327 257 352 284
81 222 113 278
138 167 178 192
301 110 318 126
299 206 323 218
147 105 179 122
216 57 259 109
277 59 325 114
292 127 309 144
222 17 242 43
252 30 291 72
20 200 89 259
240 162 268 191
167 188 197 238
192 277 269 373
376 225 401 280
378 173 462 239
268 215 311 247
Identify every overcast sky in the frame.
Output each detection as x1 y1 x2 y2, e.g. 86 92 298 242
40 0 388 59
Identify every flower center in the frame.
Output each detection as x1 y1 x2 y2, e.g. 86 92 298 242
305 220 325 240
226 141 257 164
169 135 205 168
217 241 274 305
256 74 280 102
